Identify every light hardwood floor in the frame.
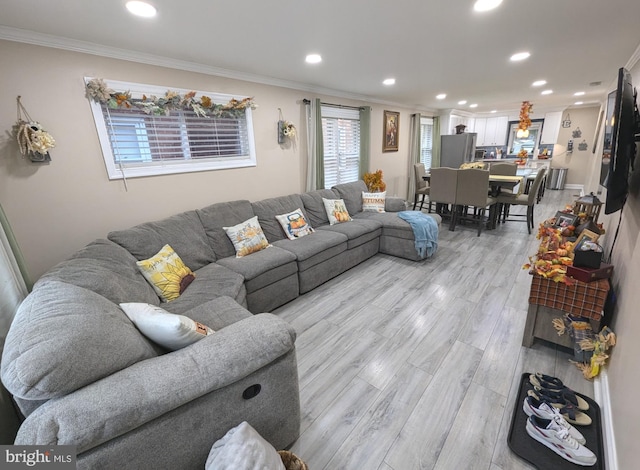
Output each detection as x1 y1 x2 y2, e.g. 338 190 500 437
273 188 594 470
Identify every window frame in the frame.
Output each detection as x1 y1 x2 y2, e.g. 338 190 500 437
321 106 361 188
86 78 257 180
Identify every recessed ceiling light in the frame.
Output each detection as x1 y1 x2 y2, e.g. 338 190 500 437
383 78 396 86
305 54 322 64
491 110 497 113
469 103 478 108
532 80 547 87
510 51 531 62
436 93 447 100
473 0 503 12
541 89 553 95
574 91 585 96
575 101 584 105
126 1 157 18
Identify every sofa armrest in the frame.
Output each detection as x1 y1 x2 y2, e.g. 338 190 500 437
15 313 296 452
385 197 407 212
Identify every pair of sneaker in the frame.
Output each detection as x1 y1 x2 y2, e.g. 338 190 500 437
523 395 597 466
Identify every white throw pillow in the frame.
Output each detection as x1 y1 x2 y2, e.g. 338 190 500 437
362 191 386 213
205 421 285 470
275 208 315 240
223 216 271 258
119 303 213 350
322 198 352 225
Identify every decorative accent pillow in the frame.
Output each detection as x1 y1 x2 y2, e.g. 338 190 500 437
322 198 352 225
120 302 214 351
136 244 195 302
205 421 285 470
275 208 315 240
223 216 271 257
362 191 386 213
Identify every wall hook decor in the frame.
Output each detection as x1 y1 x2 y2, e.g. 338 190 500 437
15 96 55 163
562 113 571 128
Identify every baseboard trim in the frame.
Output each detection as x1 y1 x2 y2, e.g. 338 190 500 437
594 369 618 470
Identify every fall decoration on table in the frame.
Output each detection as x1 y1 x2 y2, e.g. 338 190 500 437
363 169 387 192
515 148 529 165
85 78 257 118
15 96 56 162
516 100 533 138
523 224 575 284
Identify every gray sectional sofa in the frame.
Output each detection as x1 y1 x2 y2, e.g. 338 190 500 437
0 180 440 469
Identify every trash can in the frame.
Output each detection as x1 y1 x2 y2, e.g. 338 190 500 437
547 167 568 190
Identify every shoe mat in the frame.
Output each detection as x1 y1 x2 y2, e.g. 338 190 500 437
507 372 605 469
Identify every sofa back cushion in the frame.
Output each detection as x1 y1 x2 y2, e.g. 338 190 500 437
1 281 158 406
37 239 159 306
332 180 369 216
196 200 256 259
300 189 339 227
251 194 308 242
108 211 215 271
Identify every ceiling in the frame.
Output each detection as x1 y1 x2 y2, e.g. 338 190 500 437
2 0 640 114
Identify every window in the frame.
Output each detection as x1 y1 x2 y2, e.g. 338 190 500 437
87 78 256 179
507 121 542 157
321 106 361 188
420 117 434 169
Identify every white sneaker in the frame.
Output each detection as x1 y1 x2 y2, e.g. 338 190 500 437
526 415 597 466
523 395 586 444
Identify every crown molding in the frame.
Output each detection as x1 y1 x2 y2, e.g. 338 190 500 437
0 25 435 114
625 40 640 71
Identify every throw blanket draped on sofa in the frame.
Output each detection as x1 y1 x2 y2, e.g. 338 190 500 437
397 211 439 259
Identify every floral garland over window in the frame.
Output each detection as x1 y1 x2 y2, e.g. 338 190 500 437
518 100 533 132
85 78 257 118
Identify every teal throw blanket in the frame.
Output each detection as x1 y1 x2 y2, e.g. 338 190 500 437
397 211 439 259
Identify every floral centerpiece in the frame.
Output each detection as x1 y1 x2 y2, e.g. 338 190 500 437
363 169 386 192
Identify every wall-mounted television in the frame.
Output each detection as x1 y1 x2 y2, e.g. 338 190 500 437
601 67 640 214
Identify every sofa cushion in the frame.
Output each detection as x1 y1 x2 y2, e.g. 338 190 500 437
197 200 256 260
251 194 308 242
216 246 297 294
353 211 442 240
36 239 159 306
322 198 352 225
1 281 158 402
136 244 196 302
317 218 382 249
179 296 253 330
300 189 340 227
161 263 245 315
120 303 214 351
332 180 369 215
108 210 215 271
272 230 347 272
275 208 314 240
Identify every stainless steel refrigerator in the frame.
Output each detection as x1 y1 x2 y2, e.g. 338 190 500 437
440 133 477 168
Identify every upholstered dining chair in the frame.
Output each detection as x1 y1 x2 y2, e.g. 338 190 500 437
489 162 518 176
428 167 458 231
454 169 497 236
413 163 431 211
496 167 546 234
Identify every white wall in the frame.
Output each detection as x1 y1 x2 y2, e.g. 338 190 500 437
0 40 424 279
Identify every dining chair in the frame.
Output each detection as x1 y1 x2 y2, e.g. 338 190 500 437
454 169 497 236
489 162 518 176
496 167 547 234
428 167 458 231
413 163 431 211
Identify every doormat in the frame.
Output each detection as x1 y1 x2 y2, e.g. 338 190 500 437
507 372 605 469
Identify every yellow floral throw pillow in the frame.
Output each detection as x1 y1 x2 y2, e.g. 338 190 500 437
223 216 271 257
136 244 195 302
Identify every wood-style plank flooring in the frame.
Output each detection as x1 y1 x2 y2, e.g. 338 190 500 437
273 188 594 470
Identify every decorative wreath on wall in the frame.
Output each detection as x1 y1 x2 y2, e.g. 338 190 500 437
85 78 257 118
15 96 56 162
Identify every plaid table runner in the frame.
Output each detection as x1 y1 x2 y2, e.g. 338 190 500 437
528 275 609 321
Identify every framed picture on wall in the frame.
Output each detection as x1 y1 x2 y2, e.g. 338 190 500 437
383 110 399 152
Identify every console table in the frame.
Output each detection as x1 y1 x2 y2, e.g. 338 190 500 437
522 275 609 348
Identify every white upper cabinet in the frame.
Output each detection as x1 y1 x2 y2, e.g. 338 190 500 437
540 111 562 144
474 116 509 146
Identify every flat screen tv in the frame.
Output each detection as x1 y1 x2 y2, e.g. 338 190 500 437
602 67 640 214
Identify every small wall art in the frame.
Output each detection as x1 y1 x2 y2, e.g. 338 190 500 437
383 110 399 152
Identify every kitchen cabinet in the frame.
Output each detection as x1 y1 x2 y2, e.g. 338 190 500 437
540 111 562 144
474 116 509 146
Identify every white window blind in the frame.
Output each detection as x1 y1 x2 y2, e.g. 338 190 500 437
420 117 434 170
321 106 361 188
87 78 256 179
